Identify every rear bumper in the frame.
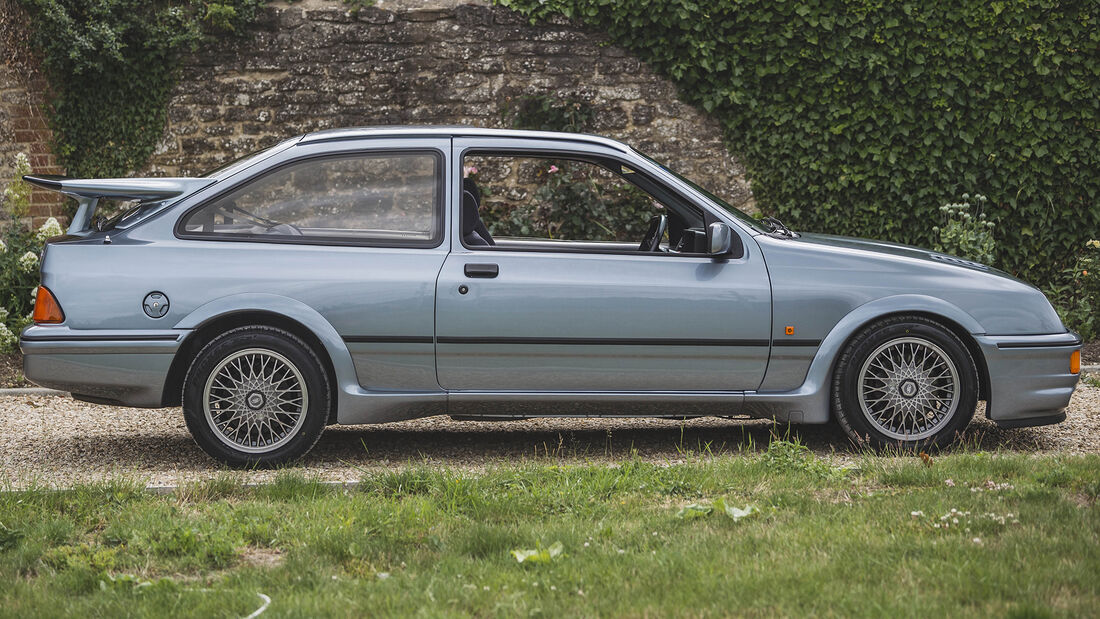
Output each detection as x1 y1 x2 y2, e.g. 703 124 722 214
975 332 1081 425
20 326 186 408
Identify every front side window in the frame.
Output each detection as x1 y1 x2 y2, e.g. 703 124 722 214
180 152 441 245
461 153 707 254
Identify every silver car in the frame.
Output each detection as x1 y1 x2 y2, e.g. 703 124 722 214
21 127 1082 465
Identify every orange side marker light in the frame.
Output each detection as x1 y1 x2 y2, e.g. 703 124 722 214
32 286 65 324
1070 350 1080 375
785 326 795 336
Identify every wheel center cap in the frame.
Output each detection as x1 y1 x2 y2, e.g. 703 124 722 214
899 379 918 398
246 391 266 410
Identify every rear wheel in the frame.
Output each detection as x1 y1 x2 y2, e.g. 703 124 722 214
182 326 330 467
831 315 978 450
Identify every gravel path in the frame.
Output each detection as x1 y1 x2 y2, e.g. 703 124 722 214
2 378 1097 489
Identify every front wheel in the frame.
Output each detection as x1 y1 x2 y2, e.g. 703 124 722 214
831 315 978 451
182 326 330 467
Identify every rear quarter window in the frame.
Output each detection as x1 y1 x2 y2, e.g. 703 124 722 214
178 151 443 246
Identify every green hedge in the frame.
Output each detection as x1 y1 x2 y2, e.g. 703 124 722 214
500 0 1100 284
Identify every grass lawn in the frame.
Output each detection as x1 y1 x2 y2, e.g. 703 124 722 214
1 441 1098 617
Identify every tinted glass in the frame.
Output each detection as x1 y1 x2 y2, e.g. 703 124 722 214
181 152 440 244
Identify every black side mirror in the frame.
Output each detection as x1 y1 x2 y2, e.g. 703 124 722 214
708 222 733 256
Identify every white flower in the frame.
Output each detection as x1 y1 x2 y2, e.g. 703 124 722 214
0 322 15 352
18 251 39 272
0 239 6 253
35 217 64 243
972 538 982 545
910 511 924 518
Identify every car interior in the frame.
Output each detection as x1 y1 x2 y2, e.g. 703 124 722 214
460 152 712 255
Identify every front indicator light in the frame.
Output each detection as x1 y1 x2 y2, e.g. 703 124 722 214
32 286 65 324
1070 350 1080 375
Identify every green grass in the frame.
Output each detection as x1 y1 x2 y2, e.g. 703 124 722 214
1 443 1098 617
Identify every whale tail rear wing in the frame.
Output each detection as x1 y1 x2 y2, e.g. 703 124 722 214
22 175 214 233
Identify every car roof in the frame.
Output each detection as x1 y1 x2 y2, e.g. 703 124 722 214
298 126 633 154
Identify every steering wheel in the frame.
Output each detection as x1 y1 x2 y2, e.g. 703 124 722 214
638 214 668 252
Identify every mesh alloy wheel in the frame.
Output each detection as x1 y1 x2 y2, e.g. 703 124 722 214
202 348 309 453
856 337 960 441
183 326 330 467
832 315 978 450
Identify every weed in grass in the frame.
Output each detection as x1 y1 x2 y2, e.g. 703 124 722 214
361 468 436 498
762 437 847 480
176 473 242 503
42 543 118 573
0 521 24 551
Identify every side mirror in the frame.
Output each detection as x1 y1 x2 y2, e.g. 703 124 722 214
708 222 733 256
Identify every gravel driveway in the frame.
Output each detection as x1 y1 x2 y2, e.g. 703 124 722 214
2 379 1097 489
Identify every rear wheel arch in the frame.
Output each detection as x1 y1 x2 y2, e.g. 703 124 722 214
163 311 339 422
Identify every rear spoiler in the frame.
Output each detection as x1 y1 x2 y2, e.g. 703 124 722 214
23 175 214 233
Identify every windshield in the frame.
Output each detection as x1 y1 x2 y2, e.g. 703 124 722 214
632 149 771 234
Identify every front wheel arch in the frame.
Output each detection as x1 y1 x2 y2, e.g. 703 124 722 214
829 313 980 449
826 310 990 407
162 311 339 423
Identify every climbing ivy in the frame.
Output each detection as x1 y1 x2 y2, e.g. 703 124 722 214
498 0 1100 285
19 0 266 181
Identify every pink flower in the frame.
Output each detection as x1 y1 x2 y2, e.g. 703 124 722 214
548 165 559 174
945 479 955 487
463 166 478 178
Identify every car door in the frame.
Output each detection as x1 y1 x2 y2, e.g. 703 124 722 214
434 139 772 394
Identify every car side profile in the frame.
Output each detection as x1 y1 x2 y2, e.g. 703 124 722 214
21 127 1082 465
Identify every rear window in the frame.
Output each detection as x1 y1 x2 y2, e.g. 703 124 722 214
179 151 442 246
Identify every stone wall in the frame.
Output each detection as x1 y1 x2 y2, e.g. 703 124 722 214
0 0 65 227
151 0 752 209
1 0 753 221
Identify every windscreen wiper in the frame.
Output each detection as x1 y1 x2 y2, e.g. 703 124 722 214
763 216 797 237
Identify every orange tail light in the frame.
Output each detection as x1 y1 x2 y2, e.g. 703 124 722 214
32 286 65 324
1070 350 1081 375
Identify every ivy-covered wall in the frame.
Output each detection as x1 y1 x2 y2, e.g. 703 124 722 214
143 1 751 211
501 0 1100 284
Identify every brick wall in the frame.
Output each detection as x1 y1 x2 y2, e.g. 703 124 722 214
0 0 66 228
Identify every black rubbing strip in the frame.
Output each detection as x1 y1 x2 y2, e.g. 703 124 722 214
343 335 435 344
21 334 180 342
996 339 1082 349
435 336 771 347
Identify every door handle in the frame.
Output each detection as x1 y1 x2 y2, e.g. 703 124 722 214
464 263 499 278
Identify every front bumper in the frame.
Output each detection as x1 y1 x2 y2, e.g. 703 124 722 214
20 326 186 408
975 332 1081 426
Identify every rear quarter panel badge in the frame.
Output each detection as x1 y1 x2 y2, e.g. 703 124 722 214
143 292 169 319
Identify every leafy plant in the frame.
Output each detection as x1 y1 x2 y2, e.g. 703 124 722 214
0 154 62 352
498 0 1100 287
1046 240 1100 339
19 0 266 184
932 193 996 266
504 94 594 133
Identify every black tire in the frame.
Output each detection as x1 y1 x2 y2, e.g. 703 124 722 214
182 326 330 467
831 315 978 451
